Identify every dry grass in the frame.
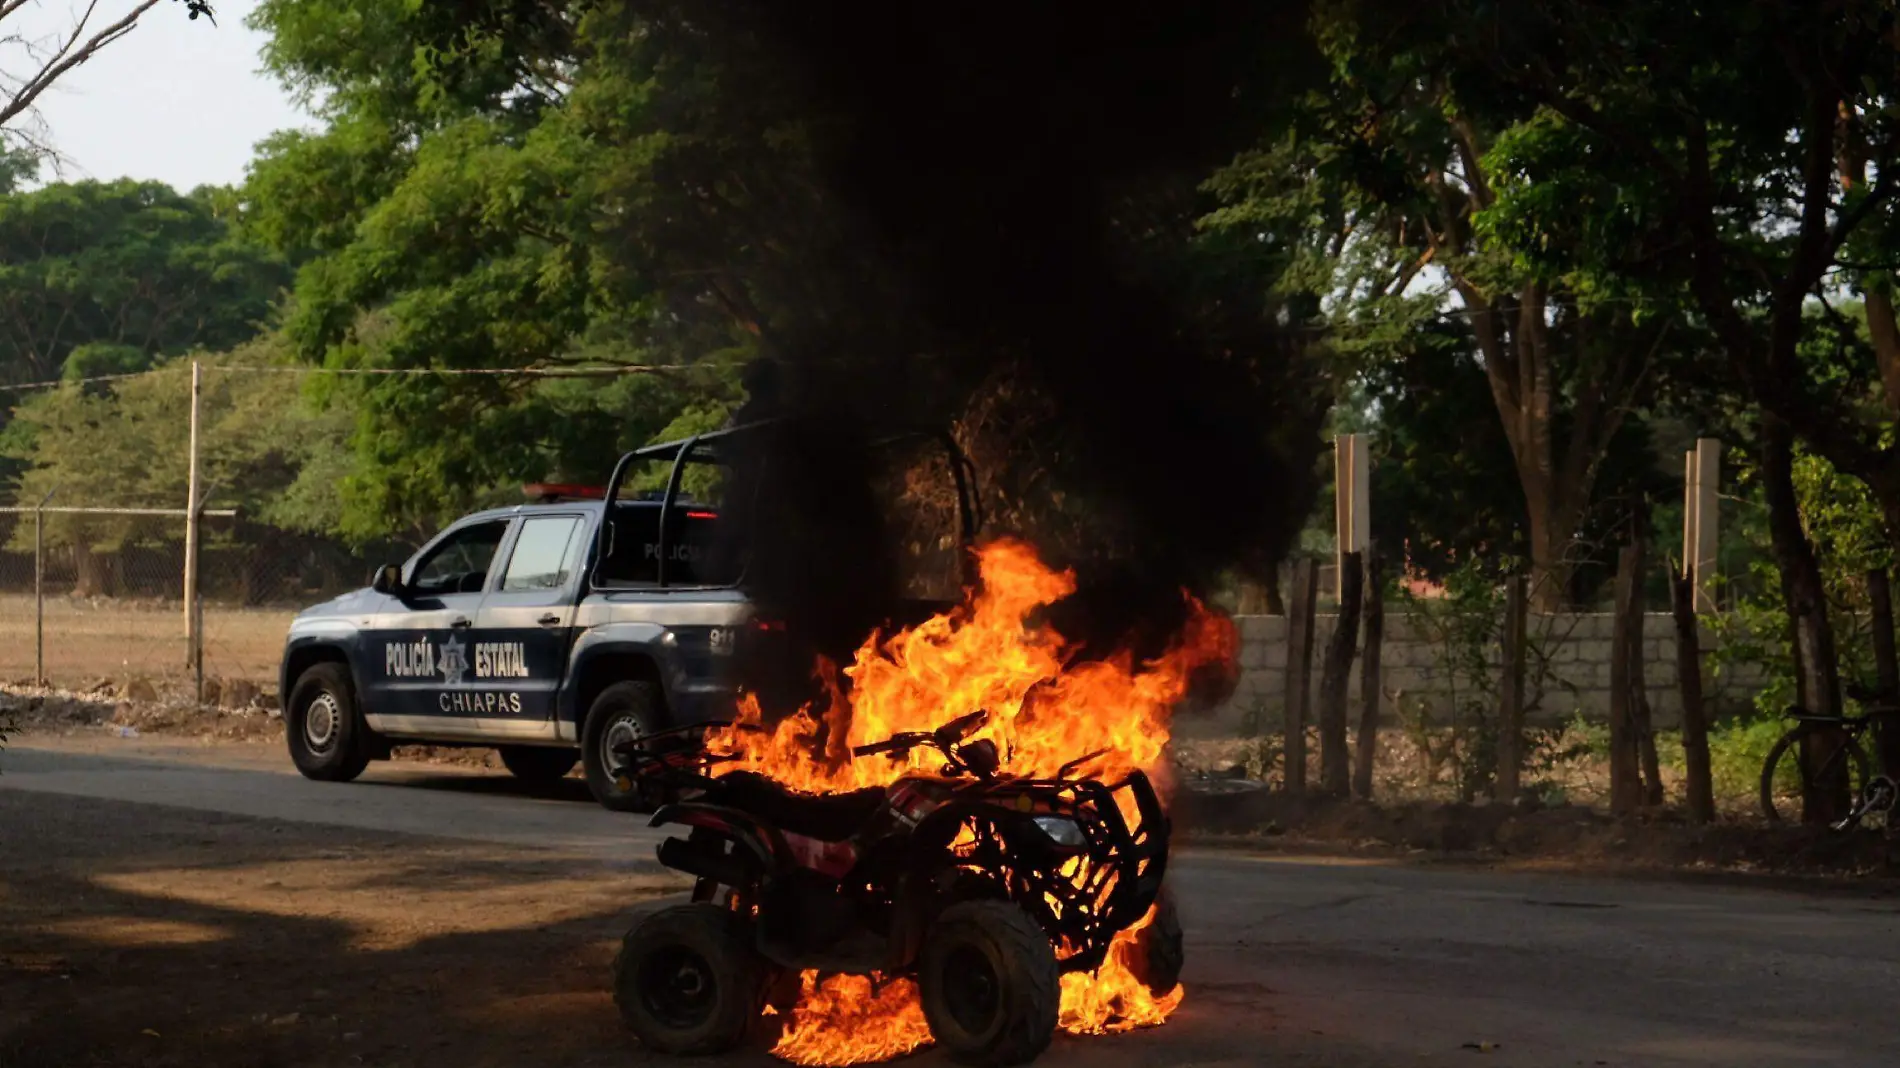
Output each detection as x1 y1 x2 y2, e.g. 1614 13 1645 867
0 594 295 692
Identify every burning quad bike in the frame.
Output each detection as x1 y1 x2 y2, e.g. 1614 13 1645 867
607 709 1183 1066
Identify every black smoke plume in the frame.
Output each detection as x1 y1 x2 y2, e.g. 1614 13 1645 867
705 1 1319 689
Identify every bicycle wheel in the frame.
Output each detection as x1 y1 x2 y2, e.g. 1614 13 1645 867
1759 723 1870 823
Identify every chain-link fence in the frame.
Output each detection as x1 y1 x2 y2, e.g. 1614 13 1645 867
0 511 389 704
0 360 443 702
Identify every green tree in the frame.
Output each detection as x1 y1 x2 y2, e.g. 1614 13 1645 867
235 0 922 538
0 178 289 386
1383 0 1900 749
2 337 351 595
1201 9 1681 609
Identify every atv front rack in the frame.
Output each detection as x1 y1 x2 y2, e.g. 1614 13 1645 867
974 769 1170 974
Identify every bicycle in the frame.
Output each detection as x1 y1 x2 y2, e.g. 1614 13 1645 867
1758 682 1900 829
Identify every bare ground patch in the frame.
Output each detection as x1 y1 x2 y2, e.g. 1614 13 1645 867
0 790 690 1068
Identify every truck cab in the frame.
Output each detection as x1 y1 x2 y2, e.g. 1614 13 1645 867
278 419 978 811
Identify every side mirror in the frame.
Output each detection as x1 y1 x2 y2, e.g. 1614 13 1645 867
371 564 403 596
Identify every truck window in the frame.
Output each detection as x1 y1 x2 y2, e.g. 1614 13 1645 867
500 515 586 591
410 520 509 595
597 504 739 587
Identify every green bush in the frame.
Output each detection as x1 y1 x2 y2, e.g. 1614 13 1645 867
1705 715 1788 805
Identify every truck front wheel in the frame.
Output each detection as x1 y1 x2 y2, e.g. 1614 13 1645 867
582 681 668 812
286 662 373 783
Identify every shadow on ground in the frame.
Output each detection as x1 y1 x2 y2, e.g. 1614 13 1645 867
0 791 701 1068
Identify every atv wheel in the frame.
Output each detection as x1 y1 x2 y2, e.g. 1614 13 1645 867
497 745 578 782
582 681 668 812
286 663 373 783
919 901 1059 1067
1128 887 1184 996
613 903 766 1056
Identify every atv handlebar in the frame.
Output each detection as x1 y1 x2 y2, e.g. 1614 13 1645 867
850 733 932 758
850 708 992 761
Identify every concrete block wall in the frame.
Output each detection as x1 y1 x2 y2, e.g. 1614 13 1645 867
1195 612 1765 737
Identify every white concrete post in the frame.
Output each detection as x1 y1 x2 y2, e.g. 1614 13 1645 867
1334 433 1369 601
1681 438 1720 613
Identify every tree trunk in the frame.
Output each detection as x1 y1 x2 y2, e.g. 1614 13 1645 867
1523 493 1576 613
1353 550 1385 801
1672 569 1715 824
70 542 120 598
1608 543 1644 815
1494 574 1528 802
1318 551 1362 798
1868 568 1900 780
1281 559 1318 795
1759 417 1848 824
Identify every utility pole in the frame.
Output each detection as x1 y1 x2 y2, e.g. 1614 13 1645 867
33 486 57 686
183 359 202 693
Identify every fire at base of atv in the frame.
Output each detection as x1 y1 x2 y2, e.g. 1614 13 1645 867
608 541 1219 1066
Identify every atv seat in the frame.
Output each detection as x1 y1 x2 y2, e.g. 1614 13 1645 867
714 771 886 842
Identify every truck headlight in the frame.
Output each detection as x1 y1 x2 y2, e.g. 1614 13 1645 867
1032 815 1086 848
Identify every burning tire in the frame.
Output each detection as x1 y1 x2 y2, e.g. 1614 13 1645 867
1128 887 1184 996
613 903 767 1056
919 900 1059 1066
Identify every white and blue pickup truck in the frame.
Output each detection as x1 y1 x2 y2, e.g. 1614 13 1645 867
276 420 977 810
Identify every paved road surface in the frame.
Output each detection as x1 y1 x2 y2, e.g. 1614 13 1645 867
8 734 1900 1067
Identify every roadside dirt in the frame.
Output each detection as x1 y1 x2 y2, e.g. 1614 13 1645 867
0 789 688 1068
0 684 513 771
1175 785 1900 884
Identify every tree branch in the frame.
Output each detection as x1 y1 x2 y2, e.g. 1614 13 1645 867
0 0 166 131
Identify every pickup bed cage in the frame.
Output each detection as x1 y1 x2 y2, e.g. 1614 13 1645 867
592 417 982 591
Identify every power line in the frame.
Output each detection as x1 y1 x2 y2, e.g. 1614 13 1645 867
0 362 682 394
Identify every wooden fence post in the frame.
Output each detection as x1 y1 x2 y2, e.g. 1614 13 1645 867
1318 551 1363 797
1609 543 1644 815
1282 559 1318 794
1672 568 1714 823
1353 550 1384 801
1495 575 1528 802
1627 541 1663 806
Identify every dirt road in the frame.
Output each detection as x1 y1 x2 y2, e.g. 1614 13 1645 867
6 734 1900 1067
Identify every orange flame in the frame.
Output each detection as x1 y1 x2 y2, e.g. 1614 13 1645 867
710 538 1229 1066
707 537 1235 792
771 974 934 1066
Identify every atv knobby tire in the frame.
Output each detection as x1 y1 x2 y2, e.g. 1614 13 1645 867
919 900 1059 1067
613 903 766 1056
1128 887 1184 996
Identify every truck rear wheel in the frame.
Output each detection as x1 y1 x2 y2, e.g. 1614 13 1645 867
286 662 373 783
582 680 668 812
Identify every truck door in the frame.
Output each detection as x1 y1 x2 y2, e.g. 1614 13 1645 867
472 513 589 727
369 517 511 726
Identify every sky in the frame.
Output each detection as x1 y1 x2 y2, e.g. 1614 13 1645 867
6 0 313 191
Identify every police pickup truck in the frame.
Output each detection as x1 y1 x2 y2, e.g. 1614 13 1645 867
277 420 976 811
